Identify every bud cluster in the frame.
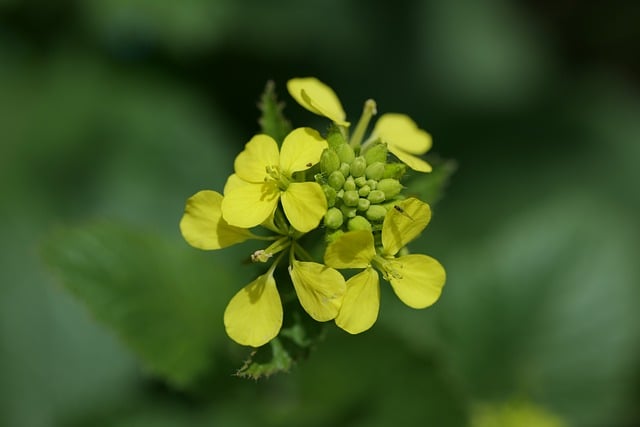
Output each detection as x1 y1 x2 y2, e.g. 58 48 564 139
316 130 407 236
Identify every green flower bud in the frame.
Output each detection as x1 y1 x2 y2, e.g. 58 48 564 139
326 229 345 244
358 185 371 197
343 176 356 191
340 204 357 218
366 179 377 190
365 162 385 180
376 178 403 199
363 142 388 164
322 184 337 207
354 176 367 187
336 189 344 199
339 162 351 177
357 197 370 211
324 207 344 229
348 216 372 232
365 205 388 222
367 190 386 204
350 156 367 177
328 170 345 190
320 149 341 174
336 143 355 164
326 125 347 151
343 190 360 207
383 163 407 179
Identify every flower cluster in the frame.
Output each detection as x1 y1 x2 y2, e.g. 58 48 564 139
180 77 446 348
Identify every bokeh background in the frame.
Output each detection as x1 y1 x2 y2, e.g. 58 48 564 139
2 1 640 426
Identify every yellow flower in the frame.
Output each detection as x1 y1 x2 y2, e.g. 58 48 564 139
324 198 446 334
179 190 254 250
224 262 283 347
222 127 328 233
287 77 433 172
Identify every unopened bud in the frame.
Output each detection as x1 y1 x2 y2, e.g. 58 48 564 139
363 142 388 164
328 170 345 190
358 185 371 197
320 149 340 174
322 184 337 207
383 163 407 179
339 162 351 177
350 156 367 177
357 198 370 211
348 216 372 232
354 176 367 187
336 143 355 164
343 176 356 191
367 190 386 204
365 162 385 180
340 204 357 218
324 207 344 229
343 190 360 207
365 205 388 222
366 179 377 189
377 178 403 199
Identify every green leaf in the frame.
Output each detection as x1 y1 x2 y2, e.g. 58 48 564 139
235 296 324 379
404 156 457 206
42 222 234 390
258 81 292 144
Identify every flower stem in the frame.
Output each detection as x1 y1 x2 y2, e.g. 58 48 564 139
350 99 377 151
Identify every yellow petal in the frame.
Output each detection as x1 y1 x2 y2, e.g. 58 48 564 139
387 145 433 173
373 114 433 172
280 182 327 233
234 134 280 182
335 268 380 334
382 198 432 256
373 113 432 155
224 272 283 347
279 127 328 174
222 182 280 228
386 254 445 309
289 260 345 321
287 77 349 126
223 173 249 195
324 230 375 268
180 190 252 250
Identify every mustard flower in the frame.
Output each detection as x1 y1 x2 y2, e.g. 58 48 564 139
222 127 328 233
324 198 446 334
287 77 433 172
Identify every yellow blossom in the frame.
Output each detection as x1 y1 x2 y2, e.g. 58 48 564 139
287 77 433 172
222 127 328 233
324 198 445 334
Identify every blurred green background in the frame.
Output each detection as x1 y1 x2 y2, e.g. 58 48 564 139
2 1 640 426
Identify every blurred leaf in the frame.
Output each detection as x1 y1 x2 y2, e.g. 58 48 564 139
82 0 235 53
404 157 457 206
42 222 233 390
258 80 292 144
390 193 640 426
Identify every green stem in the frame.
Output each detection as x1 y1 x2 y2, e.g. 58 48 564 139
349 99 377 150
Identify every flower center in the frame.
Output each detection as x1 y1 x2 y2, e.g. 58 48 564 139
372 255 403 281
265 165 290 190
